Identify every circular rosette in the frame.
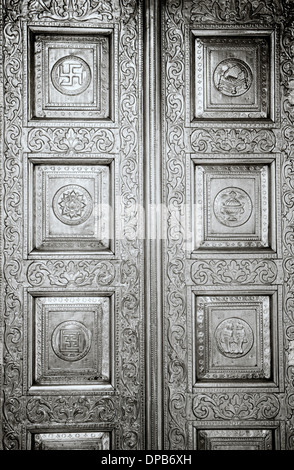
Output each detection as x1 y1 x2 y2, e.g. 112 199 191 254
52 184 93 226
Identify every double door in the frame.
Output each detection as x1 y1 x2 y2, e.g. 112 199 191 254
1 0 294 450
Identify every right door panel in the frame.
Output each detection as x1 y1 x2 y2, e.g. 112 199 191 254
162 0 294 450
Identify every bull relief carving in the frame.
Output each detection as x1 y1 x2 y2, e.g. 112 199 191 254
2 0 24 450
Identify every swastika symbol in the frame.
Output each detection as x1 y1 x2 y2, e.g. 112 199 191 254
59 63 85 87
51 55 91 96
60 330 81 353
52 321 91 362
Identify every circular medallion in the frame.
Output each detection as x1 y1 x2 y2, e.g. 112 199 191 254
213 187 252 227
51 55 91 96
51 321 92 362
215 317 254 358
213 58 253 97
52 184 93 226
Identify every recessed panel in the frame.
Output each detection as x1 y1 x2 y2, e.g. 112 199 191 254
31 33 111 121
33 432 110 450
193 33 273 122
195 294 273 382
197 429 273 450
194 162 272 250
32 296 111 387
33 164 111 252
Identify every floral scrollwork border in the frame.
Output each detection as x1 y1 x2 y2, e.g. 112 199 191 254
27 128 117 154
27 260 116 287
2 0 24 450
164 0 187 450
191 259 278 285
192 393 281 421
28 0 114 22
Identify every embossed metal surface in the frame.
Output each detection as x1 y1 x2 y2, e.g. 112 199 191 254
1 0 144 451
1 0 294 452
162 0 289 452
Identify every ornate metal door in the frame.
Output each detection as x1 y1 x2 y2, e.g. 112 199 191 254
162 0 294 451
2 0 294 452
1 0 145 450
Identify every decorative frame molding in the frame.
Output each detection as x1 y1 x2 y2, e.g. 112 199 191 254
1 0 145 450
23 23 119 127
185 27 280 128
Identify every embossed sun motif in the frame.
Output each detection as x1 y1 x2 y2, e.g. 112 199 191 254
53 184 93 226
58 189 86 220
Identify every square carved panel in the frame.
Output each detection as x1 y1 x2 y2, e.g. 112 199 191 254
31 32 111 121
194 161 273 250
192 31 275 123
195 294 272 382
33 164 111 253
32 296 111 387
196 429 273 450
33 432 110 450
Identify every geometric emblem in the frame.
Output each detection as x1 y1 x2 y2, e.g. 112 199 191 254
213 187 253 227
51 55 92 96
52 184 93 226
215 317 254 359
51 320 92 362
213 58 253 97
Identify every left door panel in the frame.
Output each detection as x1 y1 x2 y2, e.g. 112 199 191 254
1 0 145 450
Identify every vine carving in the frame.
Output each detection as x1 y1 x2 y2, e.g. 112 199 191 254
27 260 116 287
193 393 280 421
26 396 116 423
28 0 113 22
27 128 116 154
191 259 278 285
164 0 187 450
190 128 276 153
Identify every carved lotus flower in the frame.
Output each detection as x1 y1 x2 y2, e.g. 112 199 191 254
58 189 86 220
